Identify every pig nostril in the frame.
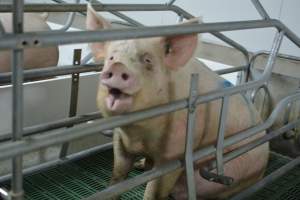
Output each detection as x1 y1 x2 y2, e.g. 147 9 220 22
108 72 113 78
122 73 129 81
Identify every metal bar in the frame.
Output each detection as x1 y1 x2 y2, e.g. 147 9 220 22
0 142 113 183
58 0 80 32
216 96 229 175
211 32 250 65
215 65 247 75
261 31 284 79
0 20 278 50
0 4 180 12
0 188 9 200
0 62 246 85
184 74 198 200
274 20 300 48
251 0 271 20
60 49 82 158
167 0 177 6
0 64 102 85
0 21 5 35
230 155 300 200
0 112 102 142
11 0 24 199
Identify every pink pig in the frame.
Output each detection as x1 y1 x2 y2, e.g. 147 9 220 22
87 4 269 200
0 13 58 73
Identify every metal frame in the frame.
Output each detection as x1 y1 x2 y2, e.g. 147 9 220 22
0 0 300 200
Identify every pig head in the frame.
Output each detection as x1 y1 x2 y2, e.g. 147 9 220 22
87 4 269 200
0 13 58 73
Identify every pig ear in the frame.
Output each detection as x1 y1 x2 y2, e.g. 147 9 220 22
86 3 112 60
162 18 200 70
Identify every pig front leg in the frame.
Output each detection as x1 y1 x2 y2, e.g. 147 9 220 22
144 167 183 200
110 132 134 199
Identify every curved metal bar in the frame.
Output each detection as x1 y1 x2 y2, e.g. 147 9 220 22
58 0 80 32
0 64 102 84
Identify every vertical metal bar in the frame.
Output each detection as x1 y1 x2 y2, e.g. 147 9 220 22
251 0 271 20
0 21 5 35
216 96 229 175
261 31 284 79
11 0 24 200
59 49 82 158
184 73 199 200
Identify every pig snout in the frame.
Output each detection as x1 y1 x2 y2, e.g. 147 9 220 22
100 62 136 92
100 62 140 114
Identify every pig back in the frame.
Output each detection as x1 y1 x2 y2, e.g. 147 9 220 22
0 13 58 73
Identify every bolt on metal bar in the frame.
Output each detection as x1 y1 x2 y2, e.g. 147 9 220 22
0 30 284 162
184 74 198 200
216 96 229 175
60 49 82 158
0 20 278 50
251 0 271 20
0 64 102 85
11 0 24 199
231 154 300 200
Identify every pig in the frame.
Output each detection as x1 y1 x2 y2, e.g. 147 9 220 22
0 13 58 73
87 4 269 200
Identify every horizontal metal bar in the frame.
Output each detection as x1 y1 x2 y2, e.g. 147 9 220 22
0 20 277 50
251 50 300 63
0 64 102 84
0 4 179 12
0 142 113 183
0 63 244 85
0 111 102 142
0 99 188 161
215 66 248 75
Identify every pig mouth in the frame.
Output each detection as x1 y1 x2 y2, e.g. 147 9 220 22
105 87 133 113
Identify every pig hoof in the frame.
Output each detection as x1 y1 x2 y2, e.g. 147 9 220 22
134 158 146 170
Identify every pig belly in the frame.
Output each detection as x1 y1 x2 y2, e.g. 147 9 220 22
172 142 269 200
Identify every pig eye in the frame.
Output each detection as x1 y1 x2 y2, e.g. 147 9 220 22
141 53 153 64
144 58 152 64
109 56 114 60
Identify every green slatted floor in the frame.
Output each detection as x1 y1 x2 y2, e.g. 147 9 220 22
0 149 299 200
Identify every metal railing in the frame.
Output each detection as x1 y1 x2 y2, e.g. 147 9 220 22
0 0 300 200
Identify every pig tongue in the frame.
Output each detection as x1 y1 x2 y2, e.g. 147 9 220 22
106 94 133 113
